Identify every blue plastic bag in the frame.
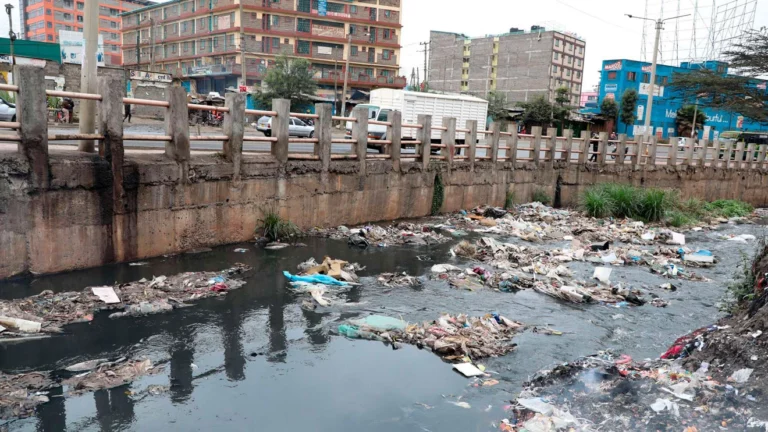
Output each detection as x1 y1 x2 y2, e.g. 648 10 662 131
283 271 348 286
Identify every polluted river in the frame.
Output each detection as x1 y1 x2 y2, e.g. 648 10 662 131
1 203 766 432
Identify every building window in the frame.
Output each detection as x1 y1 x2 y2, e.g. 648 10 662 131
383 49 392 60
46 8 51 14
554 52 559 60
47 21 52 27
272 37 279 48
77 1 83 9
656 76 668 85
566 69 571 77
271 15 279 26
576 71 581 79
384 29 390 39
642 73 650 83
554 39 560 47
627 71 637 81
579 46 584 54
608 71 617 80
47 34 53 40
567 56 572 64
553 65 558 73
351 45 358 56
350 5 357 13
297 40 310 54
577 59 582 67
200 39 206 49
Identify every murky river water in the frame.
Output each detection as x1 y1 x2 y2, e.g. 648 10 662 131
0 221 764 431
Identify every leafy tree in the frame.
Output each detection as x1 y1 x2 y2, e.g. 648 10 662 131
254 55 317 110
669 29 768 124
619 89 638 133
518 96 555 128
600 98 619 131
553 87 572 130
675 105 707 137
487 91 508 122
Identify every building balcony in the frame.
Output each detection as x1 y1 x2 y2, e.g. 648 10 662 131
315 71 406 88
377 53 397 66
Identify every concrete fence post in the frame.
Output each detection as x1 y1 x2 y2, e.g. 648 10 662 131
563 129 573 165
648 135 659 166
418 114 431 170
165 85 190 181
578 131 589 166
698 139 709 167
616 134 627 166
15 65 49 190
315 103 333 175
352 106 369 177
597 132 608 167
721 140 733 169
631 135 642 167
387 110 402 172
758 144 767 170
734 141 745 170
272 99 290 164
441 117 456 165
746 143 756 170
546 127 557 168
97 75 126 213
223 92 245 179
683 137 695 166
509 126 519 165
490 122 501 164
466 119 477 168
531 126 542 165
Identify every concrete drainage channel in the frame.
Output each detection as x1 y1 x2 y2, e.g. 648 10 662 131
0 204 766 431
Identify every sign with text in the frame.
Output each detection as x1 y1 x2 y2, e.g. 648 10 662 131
639 83 664 97
604 61 622 71
604 83 618 92
312 24 345 38
59 30 104 66
318 0 327 16
129 70 172 82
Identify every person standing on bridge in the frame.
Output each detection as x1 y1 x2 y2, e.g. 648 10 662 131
123 103 132 123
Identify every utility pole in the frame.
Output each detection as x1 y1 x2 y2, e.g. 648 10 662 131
419 41 429 84
341 31 352 116
4 4 15 85
333 58 339 114
239 0 245 90
78 0 99 152
136 31 140 66
626 13 689 137
149 18 155 71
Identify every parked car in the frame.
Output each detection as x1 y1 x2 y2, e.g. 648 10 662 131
255 116 314 138
0 97 16 122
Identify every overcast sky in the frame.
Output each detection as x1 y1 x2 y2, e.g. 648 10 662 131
1 0 765 91
400 0 768 90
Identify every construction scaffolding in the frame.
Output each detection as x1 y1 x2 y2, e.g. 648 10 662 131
639 0 757 66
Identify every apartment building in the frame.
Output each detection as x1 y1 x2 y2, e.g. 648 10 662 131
20 0 151 66
120 0 405 97
428 27 586 106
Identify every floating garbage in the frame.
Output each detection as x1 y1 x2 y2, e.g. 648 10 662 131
377 273 423 288
0 264 251 339
63 358 162 395
283 271 348 286
309 222 449 247
338 313 524 362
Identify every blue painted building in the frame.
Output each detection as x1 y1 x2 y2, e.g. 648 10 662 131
592 59 768 139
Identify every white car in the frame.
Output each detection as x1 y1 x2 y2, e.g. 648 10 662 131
0 97 16 122
255 116 314 138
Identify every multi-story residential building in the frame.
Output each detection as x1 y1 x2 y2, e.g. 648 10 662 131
120 0 406 97
591 58 768 139
20 0 151 66
428 27 586 106
580 91 597 108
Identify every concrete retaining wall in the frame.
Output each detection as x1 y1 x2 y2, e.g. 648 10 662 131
2 151 768 280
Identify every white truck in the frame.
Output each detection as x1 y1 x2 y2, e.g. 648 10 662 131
346 89 489 152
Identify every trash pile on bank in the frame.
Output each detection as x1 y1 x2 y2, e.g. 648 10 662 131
446 203 750 247
0 264 251 339
285 257 363 309
308 222 449 247
435 237 649 306
338 313 524 362
498 352 767 431
0 356 161 420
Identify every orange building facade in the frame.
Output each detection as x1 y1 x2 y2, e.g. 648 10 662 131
20 0 152 66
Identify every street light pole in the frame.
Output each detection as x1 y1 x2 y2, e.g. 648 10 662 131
626 13 689 137
341 32 352 116
78 0 99 152
4 4 15 85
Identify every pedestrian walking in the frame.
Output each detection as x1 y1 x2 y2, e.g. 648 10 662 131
124 103 132 123
60 97 74 124
588 132 599 162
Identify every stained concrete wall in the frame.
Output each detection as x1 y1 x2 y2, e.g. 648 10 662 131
3 151 768 280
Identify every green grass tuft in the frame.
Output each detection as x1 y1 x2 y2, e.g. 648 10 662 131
258 207 300 242
532 189 551 205
504 191 515 209
704 200 753 218
666 210 694 228
602 184 637 219
638 188 673 222
581 187 612 218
